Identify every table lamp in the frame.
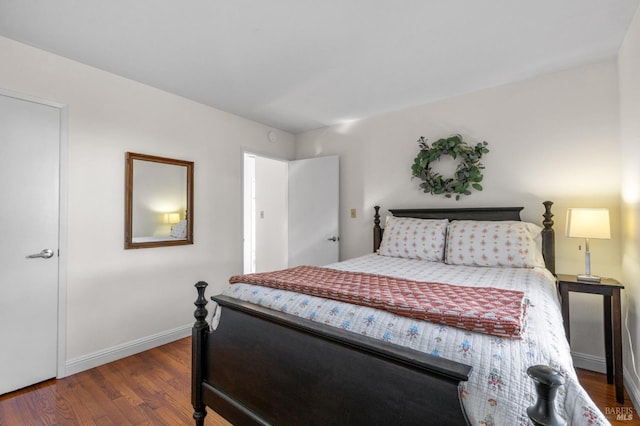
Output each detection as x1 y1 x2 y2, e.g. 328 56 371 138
565 208 610 282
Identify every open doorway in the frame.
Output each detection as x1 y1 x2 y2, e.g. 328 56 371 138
243 152 340 274
243 152 288 273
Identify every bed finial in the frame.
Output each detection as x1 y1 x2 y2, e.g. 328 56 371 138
192 281 209 425
373 206 382 253
541 201 556 275
543 201 554 229
193 281 208 326
527 365 567 426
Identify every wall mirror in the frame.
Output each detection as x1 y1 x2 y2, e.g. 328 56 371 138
125 152 194 249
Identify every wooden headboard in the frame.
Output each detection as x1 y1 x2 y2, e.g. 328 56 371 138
373 201 556 274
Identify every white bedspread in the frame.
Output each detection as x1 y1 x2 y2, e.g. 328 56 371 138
223 254 608 425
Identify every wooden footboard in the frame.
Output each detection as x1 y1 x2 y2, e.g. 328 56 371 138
192 283 472 425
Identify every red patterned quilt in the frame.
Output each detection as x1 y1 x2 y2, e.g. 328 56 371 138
229 266 527 338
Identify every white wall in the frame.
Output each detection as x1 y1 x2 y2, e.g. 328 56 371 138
296 60 622 370
0 36 295 369
619 3 640 406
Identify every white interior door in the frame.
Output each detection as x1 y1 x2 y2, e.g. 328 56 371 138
0 93 60 394
288 156 339 267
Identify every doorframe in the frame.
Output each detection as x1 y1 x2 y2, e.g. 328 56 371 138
0 88 68 379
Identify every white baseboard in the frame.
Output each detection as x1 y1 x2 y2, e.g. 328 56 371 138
572 351 606 374
573 351 640 411
571 352 607 374
64 324 191 377
624 366 640 411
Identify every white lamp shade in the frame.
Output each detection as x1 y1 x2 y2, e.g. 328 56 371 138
565 208 611 239
165 212 181 224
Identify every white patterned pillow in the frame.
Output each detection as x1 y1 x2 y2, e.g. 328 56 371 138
445 220 545 268
170 219 187 238
379 217 448 262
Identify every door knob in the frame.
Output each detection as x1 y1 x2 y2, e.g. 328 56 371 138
327 236 339 242
26 249 54 259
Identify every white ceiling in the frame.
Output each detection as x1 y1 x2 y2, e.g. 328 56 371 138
1 1 638 134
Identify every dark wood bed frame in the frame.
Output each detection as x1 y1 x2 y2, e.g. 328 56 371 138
192 201 563 425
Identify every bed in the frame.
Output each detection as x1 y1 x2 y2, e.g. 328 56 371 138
192 202 608 425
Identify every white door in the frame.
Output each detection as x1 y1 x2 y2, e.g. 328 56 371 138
0 93 60 394
288 156 339 267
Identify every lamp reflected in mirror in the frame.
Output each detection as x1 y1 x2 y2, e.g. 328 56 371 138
165 212 181 225
125 152 194 249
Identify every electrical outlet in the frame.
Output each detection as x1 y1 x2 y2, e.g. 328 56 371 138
350 208 356 218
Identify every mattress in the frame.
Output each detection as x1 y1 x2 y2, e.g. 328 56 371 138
223 254 608 425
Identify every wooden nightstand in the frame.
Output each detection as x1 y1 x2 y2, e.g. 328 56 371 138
557 274 625 403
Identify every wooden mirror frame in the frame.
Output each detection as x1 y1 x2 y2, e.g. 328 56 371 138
125 152 194 249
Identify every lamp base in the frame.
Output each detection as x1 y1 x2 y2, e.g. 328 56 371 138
577 274 602 283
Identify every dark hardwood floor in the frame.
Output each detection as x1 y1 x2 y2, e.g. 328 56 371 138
0 337 230 426
0 337 637 425
576 368 639 425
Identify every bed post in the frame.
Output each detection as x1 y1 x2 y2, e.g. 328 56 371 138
373 205 382 252
541 201 556 275
527 365 567 426
192 281 209 426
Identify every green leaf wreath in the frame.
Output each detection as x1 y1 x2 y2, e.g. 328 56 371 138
411 134 489 200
